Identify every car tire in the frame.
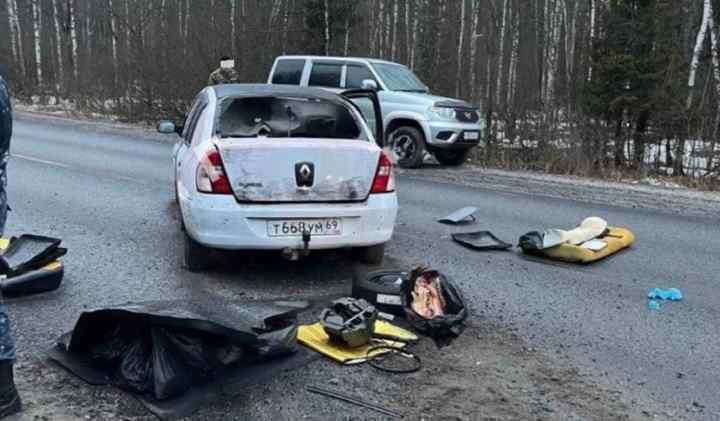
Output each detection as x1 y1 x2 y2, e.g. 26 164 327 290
184 233 211 272
351 269 407 315
388 126 425 168
355 244 386 265
434 149 471 166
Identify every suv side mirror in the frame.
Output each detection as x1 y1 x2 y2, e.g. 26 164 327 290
361 79 378 91
158 120 182 136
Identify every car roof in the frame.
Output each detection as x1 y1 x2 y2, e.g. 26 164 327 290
274 55 404 67
210 83 349 104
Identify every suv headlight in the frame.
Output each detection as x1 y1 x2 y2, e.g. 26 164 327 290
428 106 456 120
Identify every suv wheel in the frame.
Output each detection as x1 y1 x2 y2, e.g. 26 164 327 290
184 233 211 272
388 126 425 168
434 149 471 166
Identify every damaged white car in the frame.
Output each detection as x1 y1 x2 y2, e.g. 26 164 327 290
158 84 398 271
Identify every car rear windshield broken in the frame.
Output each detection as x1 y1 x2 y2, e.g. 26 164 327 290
216 96 364 140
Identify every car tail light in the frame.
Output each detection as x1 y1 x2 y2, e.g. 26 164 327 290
196 147 231 194
371 151 395 194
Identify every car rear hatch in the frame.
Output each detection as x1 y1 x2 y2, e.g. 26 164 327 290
215 138 380 203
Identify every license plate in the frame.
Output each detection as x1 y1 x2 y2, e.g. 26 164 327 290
267 218 342 237
464 131 479 140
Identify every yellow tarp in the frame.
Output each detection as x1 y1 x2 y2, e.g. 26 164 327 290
298 320 418 364
537 227 635 264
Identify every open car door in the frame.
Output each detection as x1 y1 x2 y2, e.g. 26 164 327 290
341 89 384 148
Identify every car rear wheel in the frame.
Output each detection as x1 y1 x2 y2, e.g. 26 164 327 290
184 233 211 272
388 126 425 169
434 149 471 166
355 244 386 265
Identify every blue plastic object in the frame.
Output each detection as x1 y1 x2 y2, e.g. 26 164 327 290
647 288 683 301
647 300 660 310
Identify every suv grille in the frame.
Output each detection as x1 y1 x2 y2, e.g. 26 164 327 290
455 108 479 123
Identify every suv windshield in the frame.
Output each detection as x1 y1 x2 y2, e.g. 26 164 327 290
371 63 428 92
216 96 366 140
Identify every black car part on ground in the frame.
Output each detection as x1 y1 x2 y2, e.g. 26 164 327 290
306 385 403 419
451 231 513 251
49 299 312 418
401 268 468 339
438 207 478 225
518 231 546 253
0 235 65 276
366 344 421 374
351 270 407 316
0 263 63 296
320 298 377 348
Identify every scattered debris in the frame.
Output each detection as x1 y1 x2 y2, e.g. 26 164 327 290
320 298 378 348
366 345 422 374
519 222 635 264
438 207 478 225
647 288 683 301
306 385 403 418
648 300 660 311
0 236 66 297
352 270 407 316
451 231 512 251
49 300 312 418
401 267 467 339
298 319 416 364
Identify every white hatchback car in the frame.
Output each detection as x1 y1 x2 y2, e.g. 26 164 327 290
158 84 398 271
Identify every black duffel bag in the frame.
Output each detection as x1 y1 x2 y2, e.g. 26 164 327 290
401 267 468 338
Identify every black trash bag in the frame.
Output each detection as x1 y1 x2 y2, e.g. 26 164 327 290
518 231 544 253
116 335 152 394
90 323 137 366
151 327 194 400
163 328 219 375
401 268 468 339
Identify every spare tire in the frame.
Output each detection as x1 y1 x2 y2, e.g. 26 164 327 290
351 270 408 316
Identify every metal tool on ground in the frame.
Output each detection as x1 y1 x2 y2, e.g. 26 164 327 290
366 344 421 374
438 207 478 225
451 231 512 251
306 385 403 418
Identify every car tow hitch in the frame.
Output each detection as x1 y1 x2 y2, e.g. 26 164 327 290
281 231 312 261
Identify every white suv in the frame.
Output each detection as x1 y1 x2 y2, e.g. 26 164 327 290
158 84 398 271
268 56 483 168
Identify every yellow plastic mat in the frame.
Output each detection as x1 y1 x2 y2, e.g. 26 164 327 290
298 320 418 365
537 227 635 264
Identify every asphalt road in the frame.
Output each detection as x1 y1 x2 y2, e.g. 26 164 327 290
5 113 720 420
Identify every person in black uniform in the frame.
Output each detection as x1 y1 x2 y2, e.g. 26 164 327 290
0 75 21 418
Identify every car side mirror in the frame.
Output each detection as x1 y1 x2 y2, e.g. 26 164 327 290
361 79 378 91
158 120 183 136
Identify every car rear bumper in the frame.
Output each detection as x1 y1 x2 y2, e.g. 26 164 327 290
180 192 398 250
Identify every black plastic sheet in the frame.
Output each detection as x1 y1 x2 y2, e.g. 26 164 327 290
51 300 309 408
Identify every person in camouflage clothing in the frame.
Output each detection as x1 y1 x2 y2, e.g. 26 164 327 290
0 75 21 419
208 56 241 85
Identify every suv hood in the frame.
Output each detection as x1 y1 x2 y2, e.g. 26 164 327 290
388 91 476 109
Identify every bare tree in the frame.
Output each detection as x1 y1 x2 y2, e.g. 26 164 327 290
31 0 42 87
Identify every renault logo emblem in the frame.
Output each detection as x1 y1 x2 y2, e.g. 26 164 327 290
295 162 315 187
464 112 473 119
